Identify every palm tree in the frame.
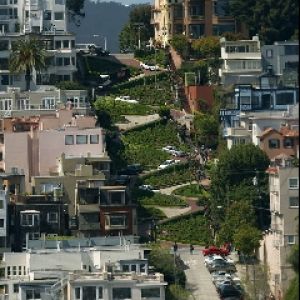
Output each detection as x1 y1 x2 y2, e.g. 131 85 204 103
9 37 46 91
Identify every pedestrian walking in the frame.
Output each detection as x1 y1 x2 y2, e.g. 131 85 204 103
190 244 194 255
173 242 178 254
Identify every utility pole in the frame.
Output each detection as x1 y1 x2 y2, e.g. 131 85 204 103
132 23 144 50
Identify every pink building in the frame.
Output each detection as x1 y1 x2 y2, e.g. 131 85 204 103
1 110 106 191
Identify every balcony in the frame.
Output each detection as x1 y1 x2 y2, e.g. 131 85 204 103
78 222 99 231
222 52 261 60
224 127 251 138
78 204 99 214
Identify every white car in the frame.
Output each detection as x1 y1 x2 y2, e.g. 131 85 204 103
115 96 138 104
158 159 180 170
162 145 177 154
138 185 159 192
204 255 224 266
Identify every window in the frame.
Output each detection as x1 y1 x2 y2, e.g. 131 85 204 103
0 200 3 209
56 57 63 66
13 284 19 293
41 97 55 109
64 57 70 65
65 135 74 145
63 40 69 48
98 287 103 299
141 288 160 298
25 289 40 300
76 135 88 144
40 183 59 194
7 266 10 276
75 287 80 299
18 266 22 275
90 134 99 144
21 213 39 226
283 138 294 148
54 12 64 20
131 264 136 272
55 40 61 49
289 178 299 189
140 263 146 273
268 139 280 149
289 197 299 208
276 92 294 105
12 266 16 275
82 286 96 299
122 264 129 272
266 49 273 58
44 10 51 20
47 212 58 223
55 0 64 4
112 287 131 299
110 191 124 204
284 45 299 55
287 235 295 244
109 215 126 228
0 219 4 227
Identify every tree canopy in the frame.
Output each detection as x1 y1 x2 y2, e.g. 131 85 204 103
233 224 262 256
9 37 46 91
119 5 153 51
170 34 190 59
228 0 299 44
191 36 220 59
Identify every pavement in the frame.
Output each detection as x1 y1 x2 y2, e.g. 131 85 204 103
115 113 160 131
175 246 221 300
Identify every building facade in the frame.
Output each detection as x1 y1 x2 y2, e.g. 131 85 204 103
259 158 299 299
152 0 247 47
0 0 76 91
261 41 299 87
219 35 262 85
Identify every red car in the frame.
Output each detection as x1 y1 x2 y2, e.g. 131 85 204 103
202 245 229 256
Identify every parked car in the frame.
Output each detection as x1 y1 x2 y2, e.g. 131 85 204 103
119 164 143 175
208 261 236 273
115 96 138 104
162 145 177 154
215 279 234 289
172 150 186 157
202 245 230 256
114 175 130 185
158 159 180 170
204 254 224 266
218 284 243 300
138 185 159 192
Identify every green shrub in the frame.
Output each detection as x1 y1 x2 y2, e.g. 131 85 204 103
157 214 212 245
139 193 187 207
137 205 166 221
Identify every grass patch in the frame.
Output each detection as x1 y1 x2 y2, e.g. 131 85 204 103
137 205 166 221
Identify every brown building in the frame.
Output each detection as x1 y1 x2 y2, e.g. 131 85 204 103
259 126 299 159
185 85 214 112
152 0 248 47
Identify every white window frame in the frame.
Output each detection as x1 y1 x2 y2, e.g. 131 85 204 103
47 212 58 223
287 235 295 245
20 213 39 227
41 97 55 109
288 177 299 189
0 98 12 111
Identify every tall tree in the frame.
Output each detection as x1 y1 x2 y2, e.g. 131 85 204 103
228 0 299 44
119 4 153 51
170 34 190 59
9 37 46 91
66 0 85 25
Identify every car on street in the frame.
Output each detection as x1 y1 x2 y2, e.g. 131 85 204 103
172 150 187 157
162 145 177 154
218 284 243 300
208 260 236 273
114 175 130 185
158 159 180 170
115 96 139 104
138 185 159 192
202 245 230 256
204 254 225 266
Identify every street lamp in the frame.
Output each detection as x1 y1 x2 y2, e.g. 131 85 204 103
93 34 107 51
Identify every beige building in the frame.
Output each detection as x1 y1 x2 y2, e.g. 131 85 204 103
259 157 299 299
152 0 247 47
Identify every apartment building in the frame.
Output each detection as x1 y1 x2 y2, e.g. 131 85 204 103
0 0 76 90
0 239 167 299
0 87 90 117
0 109 105 190
219 35 262 85
259 157 299 299
32 152 137 238
152 0 247 47
261 41 299 87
